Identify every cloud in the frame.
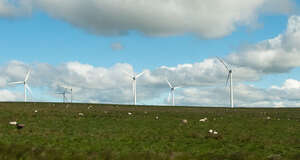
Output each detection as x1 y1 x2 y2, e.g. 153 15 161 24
111 42 124 51
0 0 295 38
0 59 258 104
177 80 300 107
0 89 21 101
0 0 32 18
228 16 300 73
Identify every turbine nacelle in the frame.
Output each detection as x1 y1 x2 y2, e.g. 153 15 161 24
123 70 145 105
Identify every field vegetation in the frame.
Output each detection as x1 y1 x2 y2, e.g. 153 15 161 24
0 102 300 160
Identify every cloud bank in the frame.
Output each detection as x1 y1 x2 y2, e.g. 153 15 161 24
228 16 300 73
0 0 296 38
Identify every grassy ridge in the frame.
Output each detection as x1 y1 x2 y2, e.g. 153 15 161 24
0 102 300 159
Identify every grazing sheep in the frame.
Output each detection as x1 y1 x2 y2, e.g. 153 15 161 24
206 129 222 140
128 112 132 115
78 113 84 116
199 117 208 122
34 110 38 113
9 121 17 125
155 116 159 120
16 123 25 130
88 106 93 109
182 119 188 124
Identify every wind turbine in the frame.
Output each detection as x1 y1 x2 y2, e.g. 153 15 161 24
57 87 72 103
57 89 67 103
123 70 145 105
9 70 32 102
166 79 180 106
216 57 234 108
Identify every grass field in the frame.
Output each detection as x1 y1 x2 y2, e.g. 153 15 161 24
0 102 300 160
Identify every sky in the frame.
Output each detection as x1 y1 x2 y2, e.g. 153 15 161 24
1 0 300 107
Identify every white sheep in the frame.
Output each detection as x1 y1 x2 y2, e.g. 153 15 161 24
9 121 17 125
199 117 207 122
182 119 188 124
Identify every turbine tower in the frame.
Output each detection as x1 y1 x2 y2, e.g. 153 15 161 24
166 79 180 106
9 70 32 102
216 57 234 108
124 71 145 105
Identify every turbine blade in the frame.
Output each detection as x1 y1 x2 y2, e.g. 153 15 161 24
216 57 230 71
136 71 145 78
123 71 133 78
226 73 230 87
166 79 172 88
25 84 33 96
8 81 24 85
25 70 31 82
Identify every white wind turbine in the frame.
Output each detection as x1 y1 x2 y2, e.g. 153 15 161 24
9 70 32 102
216 57 234 108
166 79 180 106
123 70 145 105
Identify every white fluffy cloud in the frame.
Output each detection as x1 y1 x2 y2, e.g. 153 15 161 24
0 60 252 103
228 16 300 73
0 89 21 101
0 0 295 38
177 80 300 107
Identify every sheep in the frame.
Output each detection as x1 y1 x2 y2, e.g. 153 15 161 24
199 117 208 122
128 112 132 115
182 119 188 124
78 113 84 116
9 122 24 129
9 121 17 125
16 123 25 130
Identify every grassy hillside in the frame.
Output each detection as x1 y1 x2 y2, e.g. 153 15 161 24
0 102 299 160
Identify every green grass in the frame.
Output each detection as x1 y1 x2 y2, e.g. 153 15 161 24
0 102 300 160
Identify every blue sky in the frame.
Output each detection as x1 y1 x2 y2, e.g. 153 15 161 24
1 0 300 107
